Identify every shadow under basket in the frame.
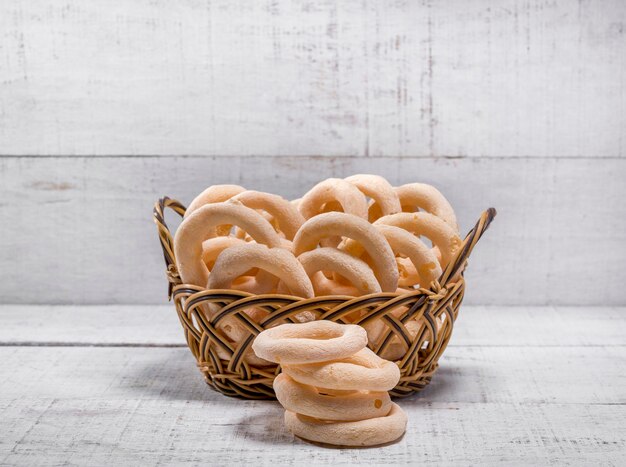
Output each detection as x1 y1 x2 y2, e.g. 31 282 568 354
154 197 496 399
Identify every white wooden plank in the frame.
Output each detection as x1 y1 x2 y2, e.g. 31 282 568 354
0 0 624 157
0 305 624 347
454 306 626 347
1 156 625 305
1 342 625 464
1 398 624 466
1 306 624 464
0 305 185 346
0 346 623 405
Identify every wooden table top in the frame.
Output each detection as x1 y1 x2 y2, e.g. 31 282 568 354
1 305 624 466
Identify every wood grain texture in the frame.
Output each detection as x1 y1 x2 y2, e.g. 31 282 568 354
0 0 624 157
1 345 624 405
1 398 622 466
0 305 185 346
0 305 624 465
1 156 625 305
1 305 624 347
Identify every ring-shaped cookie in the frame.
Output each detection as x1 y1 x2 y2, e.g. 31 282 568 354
208 243 314 299
339 224 442 288
377 224 442 288
184 184 245 218
395 183 458 232
298 178 368 220
345 174 401 218
273 373 392 422
252 320 367 364
292 212 399 292
298 249 382 337
396 257 420 287
374 212 461 268
284 402 407 447
235 209 277 238
208 244 314 346
298 248 381 296
202 237 274 295
174 201 282 287
370 183 458 232
282 347 401 391
201 236 248 270
232 191 305 240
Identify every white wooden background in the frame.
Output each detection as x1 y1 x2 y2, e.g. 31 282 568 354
1 0 625 305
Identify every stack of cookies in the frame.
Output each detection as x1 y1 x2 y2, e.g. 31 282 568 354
253 321 408 447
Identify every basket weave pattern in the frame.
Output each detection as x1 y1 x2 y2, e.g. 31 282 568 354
154 197 496 399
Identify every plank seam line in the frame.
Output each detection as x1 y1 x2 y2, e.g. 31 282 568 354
0 399 624 407
1 155 624 160
413 402 626 406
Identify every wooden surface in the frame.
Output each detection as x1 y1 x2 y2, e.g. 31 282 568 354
0 0 624 157
1 305 624 466
1 156 625 306
1 0 625 307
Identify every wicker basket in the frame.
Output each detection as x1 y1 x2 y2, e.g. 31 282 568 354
154 197 496 399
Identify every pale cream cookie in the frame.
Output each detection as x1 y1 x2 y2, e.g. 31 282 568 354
292 212 399 293
252 320 367 364
284 402 407 447
282 347 400 392
274 373 391 422
345 174 401 218
298 178 368 220
174 201 282 287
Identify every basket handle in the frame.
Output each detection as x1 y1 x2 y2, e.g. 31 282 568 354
438 207 497 287
153 197 187 298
